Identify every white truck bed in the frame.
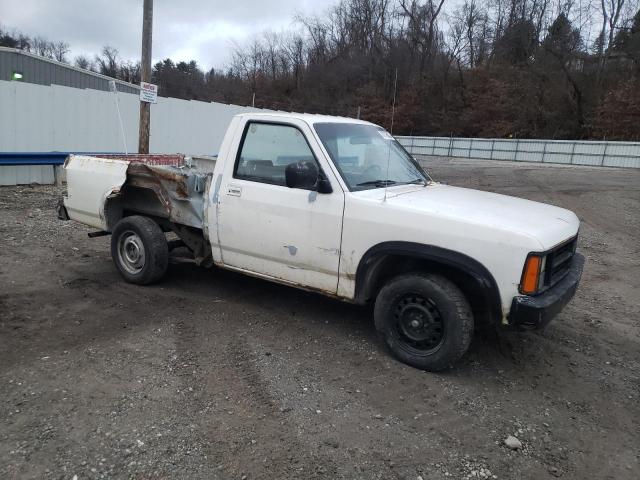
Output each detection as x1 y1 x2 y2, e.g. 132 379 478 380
61 154 216 231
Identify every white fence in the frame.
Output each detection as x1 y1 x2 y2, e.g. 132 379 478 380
396 136 640 169
3 79 640 186
0 80 265 156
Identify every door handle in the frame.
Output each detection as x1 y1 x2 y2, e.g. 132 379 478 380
227 185 242 197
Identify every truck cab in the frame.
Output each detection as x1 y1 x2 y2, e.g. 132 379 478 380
60 112 584 371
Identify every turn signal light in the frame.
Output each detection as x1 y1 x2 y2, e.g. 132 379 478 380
521 255 542 295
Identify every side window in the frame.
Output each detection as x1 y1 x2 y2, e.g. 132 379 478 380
235 122 317 187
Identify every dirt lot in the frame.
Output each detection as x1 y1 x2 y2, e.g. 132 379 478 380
1 158 638 480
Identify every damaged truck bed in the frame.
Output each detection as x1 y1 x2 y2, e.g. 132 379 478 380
59 154 216 265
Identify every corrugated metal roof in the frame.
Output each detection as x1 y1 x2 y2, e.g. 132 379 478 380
0 47 140 94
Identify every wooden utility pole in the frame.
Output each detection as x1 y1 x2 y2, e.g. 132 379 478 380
138 0 153 154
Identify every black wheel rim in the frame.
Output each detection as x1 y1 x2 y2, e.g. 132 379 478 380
393 294 445 355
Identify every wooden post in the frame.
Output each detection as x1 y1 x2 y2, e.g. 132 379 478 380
138 0 153 154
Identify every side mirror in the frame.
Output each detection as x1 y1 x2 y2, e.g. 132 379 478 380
317 176 333 194
285 161 332 193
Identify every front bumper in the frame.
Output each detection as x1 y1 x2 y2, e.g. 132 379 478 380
508 253 585 329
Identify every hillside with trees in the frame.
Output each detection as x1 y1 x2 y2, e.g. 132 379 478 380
2 0 640 139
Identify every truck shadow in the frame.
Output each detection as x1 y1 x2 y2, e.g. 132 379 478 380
0 254 584 378
161 261 535 374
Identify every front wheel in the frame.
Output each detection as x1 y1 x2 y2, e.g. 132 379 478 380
110 216 169 285
374 273 474 371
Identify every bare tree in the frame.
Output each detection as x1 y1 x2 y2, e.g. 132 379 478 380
598 0 626 57
95 46 119 77
52 41 69 63
74 55 93 71
450 0 491 68
284 34 306 89
32 36 52 58
399 0 447 73
263 32 281 80
120 60 141 84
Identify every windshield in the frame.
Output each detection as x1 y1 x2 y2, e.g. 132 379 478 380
314 122 431 191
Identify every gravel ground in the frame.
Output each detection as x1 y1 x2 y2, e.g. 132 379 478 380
0 157 639 480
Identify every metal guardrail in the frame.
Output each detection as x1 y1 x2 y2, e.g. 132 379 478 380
0 152 181 167
0 153 207 168
396 136 640 169
0 152 188 186
0 152 72 166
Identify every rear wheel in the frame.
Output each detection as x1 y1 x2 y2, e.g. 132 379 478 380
111 216 168 285
374 273 473 371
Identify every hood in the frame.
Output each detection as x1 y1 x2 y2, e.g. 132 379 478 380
356 183 579 250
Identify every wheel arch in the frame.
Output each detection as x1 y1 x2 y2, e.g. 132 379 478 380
354 242 503 326
103 185 171 232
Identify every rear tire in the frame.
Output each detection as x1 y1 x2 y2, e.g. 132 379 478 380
374 273 473 371
111 216 169 285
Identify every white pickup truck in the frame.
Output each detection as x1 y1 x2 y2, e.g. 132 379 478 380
58 112 584 371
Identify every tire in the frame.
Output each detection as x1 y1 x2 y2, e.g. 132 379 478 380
110 215 169 285
374 273 473 371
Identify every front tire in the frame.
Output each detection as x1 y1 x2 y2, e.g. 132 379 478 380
111 216 169 285
374 273 473 371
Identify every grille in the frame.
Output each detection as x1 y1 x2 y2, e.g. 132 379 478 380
544 236 577 288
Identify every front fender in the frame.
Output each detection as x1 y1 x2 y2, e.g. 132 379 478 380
353 241 503 324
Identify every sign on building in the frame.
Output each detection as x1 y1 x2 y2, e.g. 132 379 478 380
139 82 158 103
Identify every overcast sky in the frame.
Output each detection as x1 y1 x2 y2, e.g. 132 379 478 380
0 0 328 69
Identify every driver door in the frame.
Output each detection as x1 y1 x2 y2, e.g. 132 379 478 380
216 120 345 294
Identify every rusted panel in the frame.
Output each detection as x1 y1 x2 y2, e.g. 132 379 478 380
94 154 185 166
123 162 211 230
145 166 190 198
